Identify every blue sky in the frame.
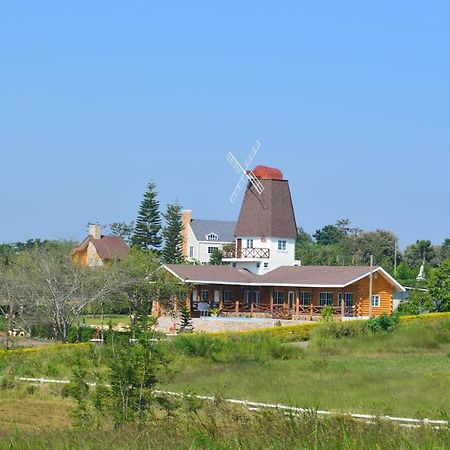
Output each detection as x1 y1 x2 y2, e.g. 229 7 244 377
1 1 449 248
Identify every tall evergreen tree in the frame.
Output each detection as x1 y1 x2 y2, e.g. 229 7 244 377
132 181 162 251
162 201 184 263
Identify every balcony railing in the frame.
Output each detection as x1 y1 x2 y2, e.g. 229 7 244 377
222 247 270 259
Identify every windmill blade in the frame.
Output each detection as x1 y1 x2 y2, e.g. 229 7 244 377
229 175 247 204
244 140 260 169
246 170 264 195
227 152 245 175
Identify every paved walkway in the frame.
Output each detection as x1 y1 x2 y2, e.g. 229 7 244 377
155 316 301 334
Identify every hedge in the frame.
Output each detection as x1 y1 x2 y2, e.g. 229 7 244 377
399 312 450 323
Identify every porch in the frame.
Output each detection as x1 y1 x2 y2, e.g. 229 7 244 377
190 286 362 320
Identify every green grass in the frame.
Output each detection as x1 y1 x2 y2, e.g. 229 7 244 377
81 314 131 327
0 386 448 449
160 319 450 418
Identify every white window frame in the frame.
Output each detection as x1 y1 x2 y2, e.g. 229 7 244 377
277 240 287 251
207 246 219 254
246 239 254 249
371 295 380 307
201 290 209 302
338 293 354 308
300 291 312 306
319 292 333 306
264 262 269 268
189 246 194 258
206 233 219 241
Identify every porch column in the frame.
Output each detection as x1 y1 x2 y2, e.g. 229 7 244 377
235 300 239 315
295 291 300 319
341 294 345 320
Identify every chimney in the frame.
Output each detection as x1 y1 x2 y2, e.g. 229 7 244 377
181 210 192 258
88 223 102 240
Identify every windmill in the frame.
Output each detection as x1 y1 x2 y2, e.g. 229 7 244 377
227 140 267 207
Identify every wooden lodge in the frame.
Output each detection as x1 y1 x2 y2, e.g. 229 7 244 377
163 264 405 320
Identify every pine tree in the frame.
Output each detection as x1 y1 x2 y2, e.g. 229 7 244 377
162 201 184 263
132 181 162 251
177 305 194 333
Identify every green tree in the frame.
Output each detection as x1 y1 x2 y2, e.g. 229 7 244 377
162 201 184 264
132 181 162 251
209 248 223 265
440 238 450 262
177 305 194 333
109 222 134 244
428 261 450 311
397 289 434 315
404 240 436 268
313 224 345 245
353 229 397 268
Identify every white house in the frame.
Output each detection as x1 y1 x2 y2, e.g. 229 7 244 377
222 165 300 275
182 210 235 264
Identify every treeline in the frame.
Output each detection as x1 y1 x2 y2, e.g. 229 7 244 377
296 219 450 283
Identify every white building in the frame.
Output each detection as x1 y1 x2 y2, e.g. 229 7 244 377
222 165 299 275
182 210 235 264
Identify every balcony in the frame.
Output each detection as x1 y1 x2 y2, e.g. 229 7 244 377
222 247 270 259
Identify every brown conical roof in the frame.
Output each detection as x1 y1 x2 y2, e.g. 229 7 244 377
234 178 297 239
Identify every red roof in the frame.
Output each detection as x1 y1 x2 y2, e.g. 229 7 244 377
252 165 283 180
73 235 129 260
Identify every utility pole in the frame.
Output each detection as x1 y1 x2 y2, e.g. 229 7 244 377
394 241 397 278
368 255 374 319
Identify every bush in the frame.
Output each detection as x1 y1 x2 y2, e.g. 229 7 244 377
313 320 368 341
367 313 399 333
399 312 450 323
397 290 434 316
67 326 96 343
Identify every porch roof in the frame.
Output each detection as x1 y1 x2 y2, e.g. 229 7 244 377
163 264 405 292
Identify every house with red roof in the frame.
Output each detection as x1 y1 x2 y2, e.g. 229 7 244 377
162 165 405 319
72 224 129 267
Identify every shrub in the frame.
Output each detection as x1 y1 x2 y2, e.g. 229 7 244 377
397 289 434 316
367 313 399 333
313 320 368 341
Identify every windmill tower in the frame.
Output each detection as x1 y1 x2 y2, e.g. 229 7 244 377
224 142 298 275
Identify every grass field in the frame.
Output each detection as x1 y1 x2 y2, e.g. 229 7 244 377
161 318 450 418
0 315 449 448
81 314 131 327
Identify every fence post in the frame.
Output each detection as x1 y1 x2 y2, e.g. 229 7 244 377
295 294 300 320
235 300 239 315
270 291 274 317
341 296 345 320
309 303 313 320
250 303 254 317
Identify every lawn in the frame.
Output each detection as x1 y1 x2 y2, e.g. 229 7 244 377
160 318 450 418
81 314 131 327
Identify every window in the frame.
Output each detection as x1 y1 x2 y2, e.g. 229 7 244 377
338 293 354 308
223 291 233 302
256 262 261 268
264 262 269 268
371 295 380 307
245 291 261 305
277 240 287 251
273 291 285 305
319 292 333 306
206 233 218 241
300 291 311 306
201 290 209 302
207 246 219 254
189 246 194 258
232 263 236 267
246 239 254 249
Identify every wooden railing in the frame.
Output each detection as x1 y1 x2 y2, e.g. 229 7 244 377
222 248 270 259
206 301 356 320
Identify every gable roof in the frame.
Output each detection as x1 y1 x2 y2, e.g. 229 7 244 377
190 219 236 242
163 264 405 291
234 179 297 239
73 235 129 260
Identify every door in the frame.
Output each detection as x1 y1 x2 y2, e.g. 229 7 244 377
288 291 295 312
236 239 242 257
214 290 220 305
